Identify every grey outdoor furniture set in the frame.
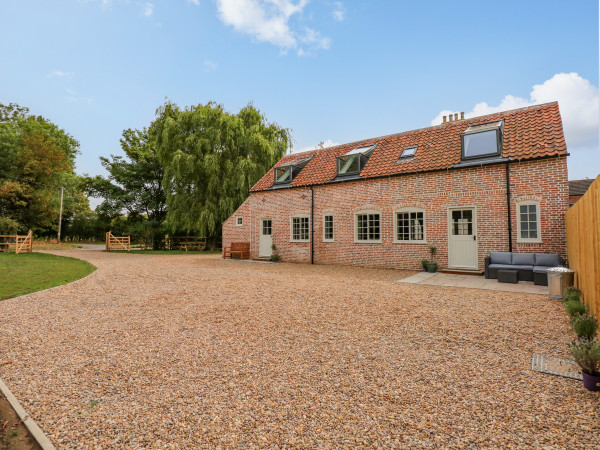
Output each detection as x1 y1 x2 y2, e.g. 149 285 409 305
484 252 563 286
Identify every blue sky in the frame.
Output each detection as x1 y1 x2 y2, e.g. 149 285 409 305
1 0 598 195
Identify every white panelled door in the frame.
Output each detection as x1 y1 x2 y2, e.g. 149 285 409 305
259 218 273 257
447 208 478 269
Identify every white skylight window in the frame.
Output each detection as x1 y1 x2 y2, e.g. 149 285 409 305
399 146 417 159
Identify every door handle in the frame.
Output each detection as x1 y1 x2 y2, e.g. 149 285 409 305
473 235 477 241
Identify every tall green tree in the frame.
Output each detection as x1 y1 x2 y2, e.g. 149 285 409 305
155 101 289 245
0 103 87 234
85 127 167 248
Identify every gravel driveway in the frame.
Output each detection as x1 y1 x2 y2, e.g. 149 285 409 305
0 251 598 447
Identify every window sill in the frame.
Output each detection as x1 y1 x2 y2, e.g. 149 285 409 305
322 239 334 243
393 240 427 244
517 239 543 244
354 240 383 244
290 239 310 243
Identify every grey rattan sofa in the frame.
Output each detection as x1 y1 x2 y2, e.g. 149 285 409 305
484 252 563 286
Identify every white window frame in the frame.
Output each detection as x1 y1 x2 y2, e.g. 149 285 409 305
323 214 334 242
354 209 382 243
290 215 310 242
394 207 426 243
236 217 243 226
516 200 542 243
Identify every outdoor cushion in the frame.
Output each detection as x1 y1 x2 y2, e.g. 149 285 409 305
533 265 553 273
489 264 533 271
534 253 560 267
490 252 512 265
512 252 535 266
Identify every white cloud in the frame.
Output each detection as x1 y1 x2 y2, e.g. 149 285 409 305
203 58 218 71
292 138 339 153
431 73 599 150
49 70 75 79
331 1 344 21
215 0 331 55
141 2 154 17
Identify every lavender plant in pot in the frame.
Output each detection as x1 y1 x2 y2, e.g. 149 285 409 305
420 259 428 272
570 339 600 391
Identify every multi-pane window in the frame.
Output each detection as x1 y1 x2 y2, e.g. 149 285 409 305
356 212 381 242
518 202 541 242
396 210 424 241
262 219 272 236
451 209 473 236
291 216 309 241
323 215 334 241
236 217 243 226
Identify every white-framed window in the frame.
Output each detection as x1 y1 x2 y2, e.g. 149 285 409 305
290 215 310 242
355 210 381 243
516 200 541 243
236 217 243 226
394 208 425 243
323 214 334 242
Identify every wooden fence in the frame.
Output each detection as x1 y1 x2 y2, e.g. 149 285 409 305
105 231 131 252
565 175 599 325
0 230 33 254
164 235 207 251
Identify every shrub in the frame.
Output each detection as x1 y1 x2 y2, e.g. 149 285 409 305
420 259 428 269
571 313 599 339
563 286 582 303
565 300 587 318
570 339 600 376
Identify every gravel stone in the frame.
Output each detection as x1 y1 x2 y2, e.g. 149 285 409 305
0 251 598 448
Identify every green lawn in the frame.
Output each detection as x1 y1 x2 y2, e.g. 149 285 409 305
0 253 96 300
110 249 221 255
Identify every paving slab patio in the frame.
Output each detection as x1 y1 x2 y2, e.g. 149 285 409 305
399 271 549 295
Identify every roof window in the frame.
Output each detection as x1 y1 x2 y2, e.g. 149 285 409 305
461 120 503 160
398 146 417 160
336 144 376 177
273 156 313 185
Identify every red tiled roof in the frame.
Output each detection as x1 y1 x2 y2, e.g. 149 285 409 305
251 102 567 192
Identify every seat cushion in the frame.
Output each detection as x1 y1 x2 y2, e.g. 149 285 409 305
534 253 560 267
490 252 512 265
533 265 553 273
489 264 534 271
512 252 535 265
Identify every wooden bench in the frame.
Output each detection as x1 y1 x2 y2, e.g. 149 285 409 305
223 242 250 260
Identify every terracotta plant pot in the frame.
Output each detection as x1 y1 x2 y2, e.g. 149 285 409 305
582 372 600 391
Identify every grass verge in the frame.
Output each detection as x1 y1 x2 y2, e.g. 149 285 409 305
32 241 83 250
0 253 96 300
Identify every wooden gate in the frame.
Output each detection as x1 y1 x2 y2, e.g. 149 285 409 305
105 231 131 252
0 230 33 254
566 175 599 327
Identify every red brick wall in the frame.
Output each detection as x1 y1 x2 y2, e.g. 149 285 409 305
569 195 583 206
223 157 568 269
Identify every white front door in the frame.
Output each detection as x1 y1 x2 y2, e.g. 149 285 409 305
448 208 478 269
259 218 272 257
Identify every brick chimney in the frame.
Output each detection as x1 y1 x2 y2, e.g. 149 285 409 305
442 112 465 124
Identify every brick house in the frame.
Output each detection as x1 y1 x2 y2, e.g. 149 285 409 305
223 102 568 271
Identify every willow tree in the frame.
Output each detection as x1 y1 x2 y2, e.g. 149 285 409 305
155 101 289 246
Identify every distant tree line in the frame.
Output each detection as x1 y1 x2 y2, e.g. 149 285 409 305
0 101 289 248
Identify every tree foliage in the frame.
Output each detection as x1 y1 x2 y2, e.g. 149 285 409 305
85 126 167 248
155 101 289 243
0 103 87 234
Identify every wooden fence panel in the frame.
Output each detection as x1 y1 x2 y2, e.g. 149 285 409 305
566 175 600 325
105 231 131 252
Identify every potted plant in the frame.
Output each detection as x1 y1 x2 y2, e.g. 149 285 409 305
270 243 280 262
570 339 600 391
426 245 438 273
420 259 428 272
